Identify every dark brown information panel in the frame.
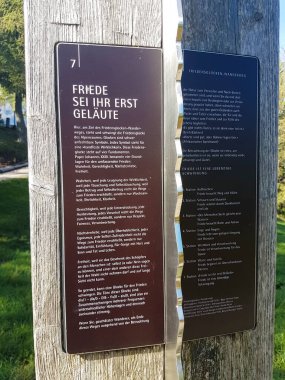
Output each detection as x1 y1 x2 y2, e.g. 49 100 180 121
181 50 259 340
56 43 164 353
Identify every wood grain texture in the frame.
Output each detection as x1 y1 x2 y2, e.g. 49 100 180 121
24 1 163 379
51 0 80 25
181 1 279 379
25 0 279 378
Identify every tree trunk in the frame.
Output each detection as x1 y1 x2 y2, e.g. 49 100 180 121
15 92 27 143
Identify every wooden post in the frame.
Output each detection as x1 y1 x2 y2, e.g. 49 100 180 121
25 0 279 378
24 1 164 379
180 1 279 379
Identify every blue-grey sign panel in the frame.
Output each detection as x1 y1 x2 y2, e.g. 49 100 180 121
181 50 259 340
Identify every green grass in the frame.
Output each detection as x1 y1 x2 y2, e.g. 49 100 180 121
0 179 35 380
274 218 285 379
0 126 27 166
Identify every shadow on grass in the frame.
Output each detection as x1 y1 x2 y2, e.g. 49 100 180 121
274 220 285 379
274 369 285 380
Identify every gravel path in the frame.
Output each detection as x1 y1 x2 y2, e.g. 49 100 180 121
0 165 29 181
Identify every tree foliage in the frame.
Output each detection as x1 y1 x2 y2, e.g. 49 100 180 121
0 0 26 142
0 0 25 95
0 85 14 105
278 61 285 216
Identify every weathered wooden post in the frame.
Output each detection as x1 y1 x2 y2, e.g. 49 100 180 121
180 1 279 379
25 0 279 379
24 1 164 378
